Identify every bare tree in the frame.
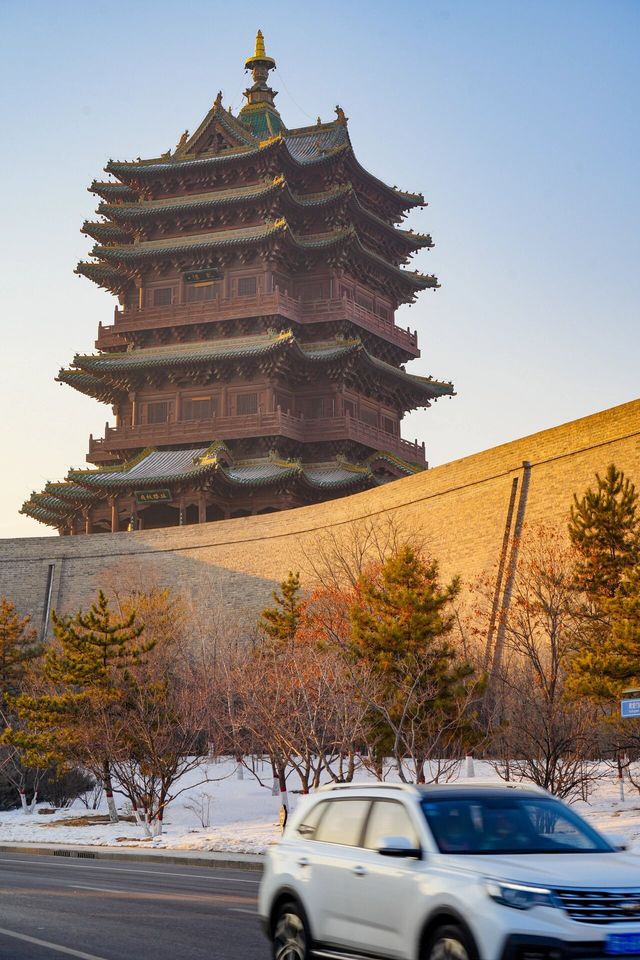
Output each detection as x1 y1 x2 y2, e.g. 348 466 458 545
480 526 603 800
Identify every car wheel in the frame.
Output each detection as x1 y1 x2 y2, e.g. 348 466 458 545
423 923 477 960
272 901 309 960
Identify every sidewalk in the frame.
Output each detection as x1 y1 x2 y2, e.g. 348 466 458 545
0 841 264 871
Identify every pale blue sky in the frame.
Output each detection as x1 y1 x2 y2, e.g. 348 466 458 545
1 0 638 539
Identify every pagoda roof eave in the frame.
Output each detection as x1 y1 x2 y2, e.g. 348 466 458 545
66 331 454 406
89 180 138 201
82 221 131 244
75 261 132 294
89 221 437 296
65 445 381 495
57 368 125 403
95 182 432 254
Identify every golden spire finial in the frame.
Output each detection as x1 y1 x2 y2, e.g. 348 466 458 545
245 29 276 72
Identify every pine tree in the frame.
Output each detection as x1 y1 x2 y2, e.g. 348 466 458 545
349 546 475 780
0 598 41 701
8 591 151 821
567 565 640 701
258 572 303 647
0 598 43 812
569 464 639 601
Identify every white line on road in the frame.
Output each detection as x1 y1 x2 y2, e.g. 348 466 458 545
70 883 122 894
0 925 111 960
0 856 260 883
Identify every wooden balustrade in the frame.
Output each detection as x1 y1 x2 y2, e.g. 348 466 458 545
96 290 419 354
87 411 426 465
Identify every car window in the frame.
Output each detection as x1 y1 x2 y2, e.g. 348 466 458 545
364 800 419 850
420 795 613 854
296 800 327 840
314 799 371 846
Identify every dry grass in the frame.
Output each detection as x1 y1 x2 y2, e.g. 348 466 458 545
44 814 136 828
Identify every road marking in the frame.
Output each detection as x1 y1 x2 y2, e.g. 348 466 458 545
0 856 260 883
0 925 111 960
228 907 258 916
70 883 119 894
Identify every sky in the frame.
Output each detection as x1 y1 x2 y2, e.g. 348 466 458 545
0 0 638 539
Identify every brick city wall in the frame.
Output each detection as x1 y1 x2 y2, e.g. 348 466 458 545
2 398 639 637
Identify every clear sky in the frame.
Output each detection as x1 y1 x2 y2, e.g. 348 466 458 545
1 0 638 539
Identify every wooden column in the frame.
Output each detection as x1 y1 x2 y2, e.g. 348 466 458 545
110 498 119 533
198 494 207 524
83 510 92 535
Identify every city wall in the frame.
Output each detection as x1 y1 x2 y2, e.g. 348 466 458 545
1 398 639 637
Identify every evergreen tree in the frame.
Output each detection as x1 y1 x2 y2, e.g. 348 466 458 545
349 546 475 780
8 591 151 820
569 464 639 601
567 565 640 701
258 572 303 647
0 598 41 701
0 598 43 811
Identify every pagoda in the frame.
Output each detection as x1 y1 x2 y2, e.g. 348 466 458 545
22 32 454 535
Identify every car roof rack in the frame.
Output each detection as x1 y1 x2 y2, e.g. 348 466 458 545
316 782 421 795
316 779 549 796
452 779 549 793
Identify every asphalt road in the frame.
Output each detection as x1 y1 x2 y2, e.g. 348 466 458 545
0 852 268 960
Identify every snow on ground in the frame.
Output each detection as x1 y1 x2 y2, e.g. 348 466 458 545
1 759 640 854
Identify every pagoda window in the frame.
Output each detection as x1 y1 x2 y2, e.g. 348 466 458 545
182 396 216 421
339 284 353 300
237 276 257 297
186 282 218 303
382 416 398 435
376 303 391 323
299 281 324 301
151 286 173 307
275 391 292 413
299 396 330 419
236 392 258 416
343 399 356 418
355 290 374 313
146 401 169 424
360 406 379 428
273 273 291 295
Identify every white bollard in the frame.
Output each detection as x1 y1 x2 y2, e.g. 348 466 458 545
465 755 475 778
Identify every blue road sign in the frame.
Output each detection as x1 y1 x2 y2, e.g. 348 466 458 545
621 698 640 719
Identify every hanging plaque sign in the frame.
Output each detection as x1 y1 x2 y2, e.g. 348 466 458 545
184 268 221 283
135 489 172 504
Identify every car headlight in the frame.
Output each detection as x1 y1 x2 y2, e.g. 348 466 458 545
485 878 556 910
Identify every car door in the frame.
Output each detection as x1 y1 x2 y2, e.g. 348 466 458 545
302 797 372 949
343 798 426 958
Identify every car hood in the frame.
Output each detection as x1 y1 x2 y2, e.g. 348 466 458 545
442 851 640 888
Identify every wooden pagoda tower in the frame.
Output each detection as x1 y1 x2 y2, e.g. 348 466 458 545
22 31 454 535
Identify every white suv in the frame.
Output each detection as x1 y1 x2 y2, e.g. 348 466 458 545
258 781 640 960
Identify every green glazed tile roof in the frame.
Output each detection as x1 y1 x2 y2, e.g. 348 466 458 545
87 221 437 292
82 222 131 244
74 262 130 291
66 446 378 494
238 103 286 138
60 331 454 406
90 181 138 201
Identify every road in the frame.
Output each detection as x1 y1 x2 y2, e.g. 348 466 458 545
0 852 268 959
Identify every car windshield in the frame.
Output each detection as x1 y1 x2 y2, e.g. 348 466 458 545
420 794 613 855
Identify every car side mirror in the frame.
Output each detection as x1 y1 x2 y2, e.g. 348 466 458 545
376 835 422 859
605 832 629 851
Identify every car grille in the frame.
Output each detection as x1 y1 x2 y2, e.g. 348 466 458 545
553 887 640 924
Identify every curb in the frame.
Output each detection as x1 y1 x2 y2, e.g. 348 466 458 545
0 842 264 871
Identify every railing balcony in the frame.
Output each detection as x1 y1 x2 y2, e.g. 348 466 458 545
96 290 419 356
87 410 426 467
